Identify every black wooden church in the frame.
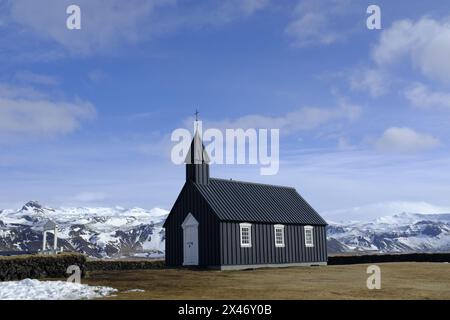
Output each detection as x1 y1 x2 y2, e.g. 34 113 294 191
163 130 328 270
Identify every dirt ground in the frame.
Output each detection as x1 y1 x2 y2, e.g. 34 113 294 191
82 262 450 300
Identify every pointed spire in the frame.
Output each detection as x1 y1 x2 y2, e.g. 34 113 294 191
185 114 210 184
185 128 210 164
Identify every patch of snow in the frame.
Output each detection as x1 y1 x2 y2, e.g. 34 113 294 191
124 289 145 293
0 279 117 300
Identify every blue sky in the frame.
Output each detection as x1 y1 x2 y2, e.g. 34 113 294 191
1 0 450 220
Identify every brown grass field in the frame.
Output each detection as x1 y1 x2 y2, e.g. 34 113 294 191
82 262 450 300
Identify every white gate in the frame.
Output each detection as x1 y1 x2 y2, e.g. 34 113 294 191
182 213 199 266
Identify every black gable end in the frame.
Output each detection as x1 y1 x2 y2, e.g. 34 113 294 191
163 180 221 266
163 182 188 229
163 181 220 228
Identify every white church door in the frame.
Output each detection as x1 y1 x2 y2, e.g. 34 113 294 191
182 213 199 266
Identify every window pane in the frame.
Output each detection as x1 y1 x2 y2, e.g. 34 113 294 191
275 227 284 246
305 228 313 246
241 226 251 246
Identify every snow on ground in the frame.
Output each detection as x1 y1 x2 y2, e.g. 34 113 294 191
124 289 145 293
0 279 117 300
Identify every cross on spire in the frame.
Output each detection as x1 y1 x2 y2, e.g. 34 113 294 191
194 109 200 122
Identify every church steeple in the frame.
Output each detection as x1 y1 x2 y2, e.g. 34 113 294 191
185 116 210 184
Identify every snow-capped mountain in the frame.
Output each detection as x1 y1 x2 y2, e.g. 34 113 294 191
2 201 450 257
0 201 168 259
328 212 450 253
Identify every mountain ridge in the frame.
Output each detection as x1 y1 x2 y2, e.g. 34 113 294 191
328 212 450 253
0 201 168 259
2 201 450 257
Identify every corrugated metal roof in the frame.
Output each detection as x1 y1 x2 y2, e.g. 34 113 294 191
194 178 327 225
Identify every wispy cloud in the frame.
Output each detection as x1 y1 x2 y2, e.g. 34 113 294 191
285 0 353 47
4 0 268 56
14 70 60 86
0 83 95 139
8 0 173 55
349 68 391 97
186 101 361 136
238 0 268 15
375 127 440 154
404 83 450 111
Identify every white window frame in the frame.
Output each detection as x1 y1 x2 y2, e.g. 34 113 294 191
239 223 252 248
274 224 285 247
304 225 314 247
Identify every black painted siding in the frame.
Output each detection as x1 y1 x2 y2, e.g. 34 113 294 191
186 164 210 185
220 222 327 265
165 182 328 267
164 182 220 267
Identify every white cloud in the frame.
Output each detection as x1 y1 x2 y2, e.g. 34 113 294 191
353 17 450 98
143 0 269 32
171 0 268 26
191 102 361 135
373 17 450 83
349 68 390 97
0 84 95 138
238 0 268 15
208 0 268 21
9 0 173 55
285 0 351 47
286 12 340 47
376 127 440 154
14 71 60 86
404 83 450 110
0 83 46 100
6 0 268 55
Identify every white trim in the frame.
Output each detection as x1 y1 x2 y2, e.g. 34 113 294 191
239 223 252 248
274 224 285 248
304 225 314 247
182 213 199 228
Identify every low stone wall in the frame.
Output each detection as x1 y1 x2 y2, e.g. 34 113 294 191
85 254 450 270
86 259 165 271
2 253 449 281
0 253 86 281
328 253 450 265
